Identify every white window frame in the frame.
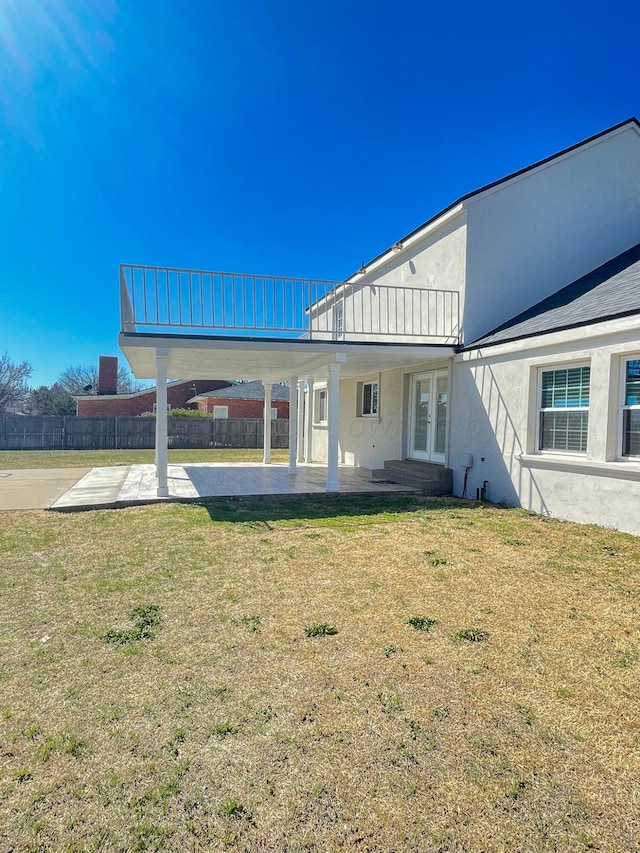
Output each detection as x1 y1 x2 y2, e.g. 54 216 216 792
213 405 229 419
357 379 379 418
333 302 344 340
537 363 590 455
314 388 328 424
620 356 640 460
152 403 171 413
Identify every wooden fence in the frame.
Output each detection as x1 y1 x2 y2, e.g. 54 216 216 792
0 416 290 451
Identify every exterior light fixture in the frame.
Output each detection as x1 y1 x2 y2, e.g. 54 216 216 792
357 261 367 276
391 242 403 253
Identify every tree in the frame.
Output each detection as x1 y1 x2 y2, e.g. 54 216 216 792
0 352 32 413
57 364 146 395
24 383 76 416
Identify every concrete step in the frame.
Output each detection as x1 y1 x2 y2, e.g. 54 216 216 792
374 459 453 496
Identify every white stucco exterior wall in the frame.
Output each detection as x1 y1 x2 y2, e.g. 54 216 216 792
449 320 640 535
310 358 453 469
463 124 640 343
310 213 467 344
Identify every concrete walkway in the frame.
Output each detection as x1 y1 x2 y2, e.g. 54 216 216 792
0 467 92 510
48 462 413 511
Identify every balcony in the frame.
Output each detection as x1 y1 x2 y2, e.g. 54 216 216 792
120 264 460 345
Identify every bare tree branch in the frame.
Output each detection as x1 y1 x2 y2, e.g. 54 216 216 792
0 353 32 413
57 364 147 395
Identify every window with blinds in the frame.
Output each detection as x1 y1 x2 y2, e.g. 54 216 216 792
622 358 640 458
539 365 590 453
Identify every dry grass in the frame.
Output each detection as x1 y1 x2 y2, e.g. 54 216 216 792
1 495 639 852
0 448 289 470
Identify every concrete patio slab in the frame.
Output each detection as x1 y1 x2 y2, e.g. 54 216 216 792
50 462 414 511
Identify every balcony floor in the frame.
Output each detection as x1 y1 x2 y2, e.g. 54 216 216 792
49 462 415 510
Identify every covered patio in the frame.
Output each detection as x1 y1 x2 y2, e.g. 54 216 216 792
50 460 414 510
118 265 460 497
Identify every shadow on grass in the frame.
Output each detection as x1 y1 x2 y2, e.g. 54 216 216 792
194 493 481 526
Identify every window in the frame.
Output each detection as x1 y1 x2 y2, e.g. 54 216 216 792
358 381 379 417
271 407 278 420
213 405 228 419
538 365 590 453
334 302 344 339
315 388 327 423
622 358 640 458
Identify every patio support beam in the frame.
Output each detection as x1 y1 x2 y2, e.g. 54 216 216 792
155 349 169 497
305 381 314 462
326 361 341 492
262 381 272 464
288 376 298 474
297 380 305 463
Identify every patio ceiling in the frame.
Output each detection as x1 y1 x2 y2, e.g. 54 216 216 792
118 332 455 383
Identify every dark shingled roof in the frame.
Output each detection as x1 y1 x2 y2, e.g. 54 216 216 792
199 381 290 401
467 242 640 349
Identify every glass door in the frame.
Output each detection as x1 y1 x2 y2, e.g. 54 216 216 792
409 371 448 464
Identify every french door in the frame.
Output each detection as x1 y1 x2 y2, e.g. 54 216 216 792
409 371 448 464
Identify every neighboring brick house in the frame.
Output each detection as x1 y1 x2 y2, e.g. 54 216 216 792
76 379 233 416
193 381 290 419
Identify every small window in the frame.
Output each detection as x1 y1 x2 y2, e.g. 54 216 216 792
358 381 379 417
213 405 229 419
152 403 171 413
315 388 327 423
334 302 344 339
622 358 640 458
538 365 590 453
271 407 278 420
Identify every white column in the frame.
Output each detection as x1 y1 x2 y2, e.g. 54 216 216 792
263 381 272 464
288 376 298 474
326 362 340 491
297 380 305 463
305 381 314 462
155 349 169 497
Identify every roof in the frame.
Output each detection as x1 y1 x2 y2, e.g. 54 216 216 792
74 378 232 400
467 242 640 349
348 118 640 280
198 381 290 401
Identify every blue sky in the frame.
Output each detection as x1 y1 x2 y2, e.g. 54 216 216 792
1 0 639 385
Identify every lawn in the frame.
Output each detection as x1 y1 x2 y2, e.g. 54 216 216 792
0 448 289 470
1 496 639 852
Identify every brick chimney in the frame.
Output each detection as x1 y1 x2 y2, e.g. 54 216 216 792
98 356 118 395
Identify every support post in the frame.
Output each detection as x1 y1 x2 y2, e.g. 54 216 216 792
297 380 305 463
288 376 298 474
155 349 169 497
326 362 341 491
263 381 272 464
305 381 313 462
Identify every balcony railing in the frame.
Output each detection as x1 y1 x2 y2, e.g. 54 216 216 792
120 264 460 344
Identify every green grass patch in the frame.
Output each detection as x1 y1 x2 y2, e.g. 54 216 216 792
452 627 489 643
406 616 437 631
103 604 163 645
304 622 338 637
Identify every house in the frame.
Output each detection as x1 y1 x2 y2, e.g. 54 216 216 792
191 381 290 419
76 377 234 416
118 117 640 535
